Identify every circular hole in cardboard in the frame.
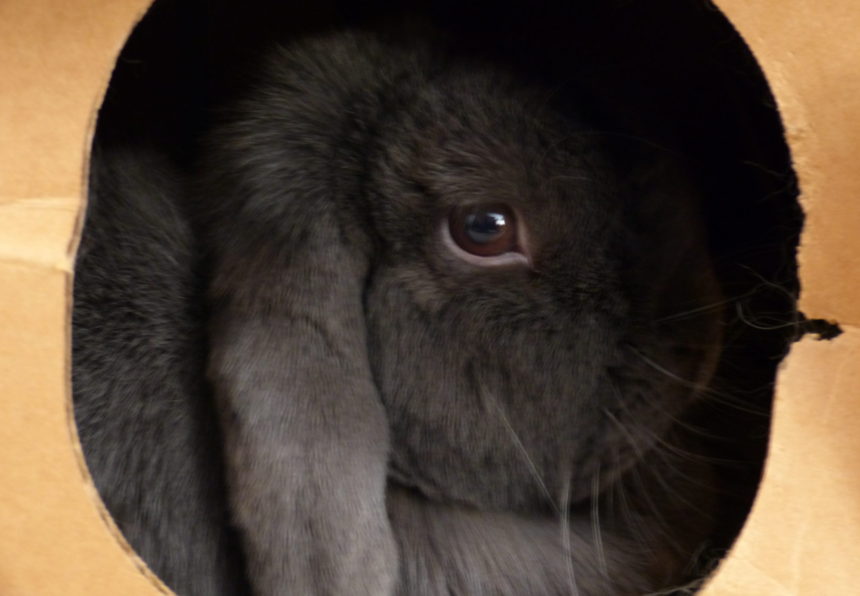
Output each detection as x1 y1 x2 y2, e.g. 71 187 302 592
71 1 802 593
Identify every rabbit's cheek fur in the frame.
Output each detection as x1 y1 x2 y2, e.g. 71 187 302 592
367 250 720 511
366 271 619 509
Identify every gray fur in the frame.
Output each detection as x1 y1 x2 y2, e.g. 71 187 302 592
74 28 723 596
73 146 249 595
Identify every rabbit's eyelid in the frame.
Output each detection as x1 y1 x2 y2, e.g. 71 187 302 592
439 220 532 269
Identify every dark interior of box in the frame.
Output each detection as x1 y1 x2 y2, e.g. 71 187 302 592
91 0 803 590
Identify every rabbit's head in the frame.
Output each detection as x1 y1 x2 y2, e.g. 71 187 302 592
358 64 723 511
202 32 723 515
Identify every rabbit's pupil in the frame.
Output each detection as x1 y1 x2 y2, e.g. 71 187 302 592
449 204 518 257
467 212 506 243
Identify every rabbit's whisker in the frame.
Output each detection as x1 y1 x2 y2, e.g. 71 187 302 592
607 376 723 441
609 392 725 489
607 449 648 548
627 346 768 417
479 385 560 513
602 406 682 554
734 301 799 331
590 464 608 578
559 475 581 596
654 294 742 324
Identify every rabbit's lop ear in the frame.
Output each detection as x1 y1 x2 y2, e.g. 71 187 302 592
201 102 397 593
205 205 396 595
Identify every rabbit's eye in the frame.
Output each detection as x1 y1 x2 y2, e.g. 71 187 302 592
447 204 520 258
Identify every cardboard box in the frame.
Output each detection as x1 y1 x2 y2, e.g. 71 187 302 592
1 0 857 593
700 1 860 593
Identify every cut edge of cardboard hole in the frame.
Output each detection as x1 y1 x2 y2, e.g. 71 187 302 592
66 6 176 594
65 1 808 594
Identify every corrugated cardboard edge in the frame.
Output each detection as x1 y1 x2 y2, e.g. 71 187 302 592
2 0 859 594
702 1 860 594
0 0 167 594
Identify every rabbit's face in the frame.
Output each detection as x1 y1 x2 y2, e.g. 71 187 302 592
363 71 723 511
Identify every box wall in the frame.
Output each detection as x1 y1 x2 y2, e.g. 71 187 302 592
0 1 167 594
703 2 860 593
1 1 858 594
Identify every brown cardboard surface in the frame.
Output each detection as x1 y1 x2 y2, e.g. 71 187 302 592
0 0 145 200
1 0 858 594
0 0 166 594
702 1 860 593
702 329 860 595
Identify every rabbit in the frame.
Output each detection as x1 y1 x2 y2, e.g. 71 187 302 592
73 25 724 596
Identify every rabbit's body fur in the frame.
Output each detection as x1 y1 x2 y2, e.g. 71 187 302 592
74 29 723 595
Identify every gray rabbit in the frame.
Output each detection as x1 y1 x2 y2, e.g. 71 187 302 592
74 27 723 596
